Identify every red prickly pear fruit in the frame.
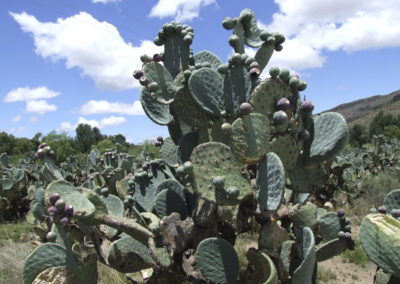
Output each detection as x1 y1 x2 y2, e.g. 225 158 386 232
49 193 60 206
239 102 252 115
133 70 143 79
301 100 314 113
155 141 162 147
276 98 291 111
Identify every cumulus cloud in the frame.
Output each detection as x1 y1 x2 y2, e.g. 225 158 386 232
149 0 216 22
10 127 25 133
30 116 39 123
11 115 22 122
4 86 60 102
25 100 57 114
259 0 400 71
10 11 162 91
80 100 144 115
60 115 127 131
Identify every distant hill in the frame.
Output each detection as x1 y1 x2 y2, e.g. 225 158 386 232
323 89 400 128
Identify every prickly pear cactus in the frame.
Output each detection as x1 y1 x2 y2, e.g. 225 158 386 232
22 8 357 284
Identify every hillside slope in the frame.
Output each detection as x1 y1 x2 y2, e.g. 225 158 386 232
323 89 400 128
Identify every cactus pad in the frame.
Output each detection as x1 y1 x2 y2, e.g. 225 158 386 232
193 50 222 69
160 137 179 167
318 212 342 241
46 180 95 220
177 131 199 164
239 9 265 48
270 134 299 172
188 67 224 115
195 237 239 284
230 113 270 165
154 188 188 220
291 227 316 284
140 88 172 125
245 249 278 284
256 152 285 211
143 62 176 104
316 238 347 262
360 213 400 277
384 189 400 214
190 142 252 205
107 235 155 273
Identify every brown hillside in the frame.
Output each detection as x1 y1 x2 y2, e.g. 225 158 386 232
323 89 400 128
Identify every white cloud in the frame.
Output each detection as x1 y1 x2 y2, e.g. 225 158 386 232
80 100 144 115
149 0 216 22
10 11 162 91
4 86 60 102
10 127 25 133
92 0 121 4
11 115 22 122
260 0 400 71
25 100 57 114
30 116 39 123
60 115 127 131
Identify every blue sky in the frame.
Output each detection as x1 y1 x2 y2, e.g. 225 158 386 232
1 0 400 143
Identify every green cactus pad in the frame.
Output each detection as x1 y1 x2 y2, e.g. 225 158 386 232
288 160 326 193
107 235 155 273
307 112 349 163
154 188 188 219
188 67 224 115
148 237 172 268
245 249 278 284
163 23 192 78
116 177 130 200
360 213 400 278
100 193 124 238
81 188 108 222
23 243 69 284
239 9 265 48
256 152 285 211
249 77 292 118
292 202 318 230
258 220 289 253
384 189 400 214
291 227 316 284
141 212 160 233
230 113 270 165
173 87 210 130
193 50 223 69
190 142 252 205
177 131 199 163
223 65 255 115
316 238 347 262
167 114 183 144
280 240 295 273
143 62 177 104
160 137 179 167
140 88 173 125
270 134 299 172
46 180 95 220
318 212 342 241
195 237 239 284
255 42 275 73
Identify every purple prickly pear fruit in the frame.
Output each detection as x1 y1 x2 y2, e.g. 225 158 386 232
55 199 65 211
49 193 60 206
139 76 149 86
133 69 143 79
37 148 45 158
48 150 55 159
60 217 70 224
249 67 260 78
239 102 252 115
249 61 260 69
46 231 57 242
378 205 387 214
273 110 289 127
153 54 162 62
276 98 291 111
155 141 162 147
64 205 74 217
301 100 314 113
39 143 49 149
337 208 345 217
391 209 400 218
343 232 352 240
47 206 57 216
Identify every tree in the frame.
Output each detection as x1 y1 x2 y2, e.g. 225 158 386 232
74 124 104 153
349 124 368 148
369 111 395 137
41 131 77 164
